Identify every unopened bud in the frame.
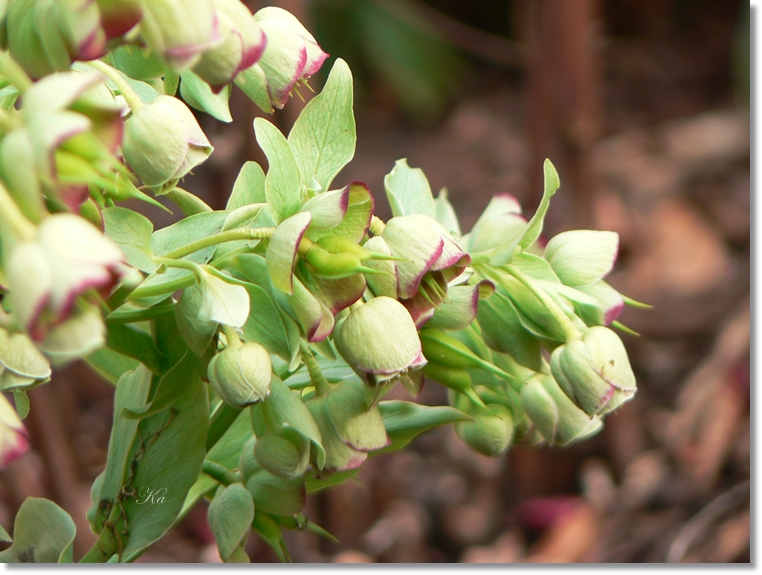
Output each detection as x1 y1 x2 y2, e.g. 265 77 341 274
207 341 272 407
520 373 603 446
550 326 636 416
455 403 514 457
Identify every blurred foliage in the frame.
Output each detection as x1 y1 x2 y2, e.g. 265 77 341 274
311 0 468 123
733 3 749 109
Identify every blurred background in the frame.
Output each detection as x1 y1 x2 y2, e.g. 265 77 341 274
0 0 750 563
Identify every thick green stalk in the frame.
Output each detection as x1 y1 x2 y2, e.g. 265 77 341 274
87 59 144 111
160 227 276 260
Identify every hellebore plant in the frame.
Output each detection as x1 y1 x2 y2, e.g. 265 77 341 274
0 0 647 564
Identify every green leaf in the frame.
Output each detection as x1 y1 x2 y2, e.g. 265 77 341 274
179 71 232 122
255 118 302 223
376 401 471 452
106 323 165 375
103 207 157 273
119 377 210 561
12 389 29 420
0 498 76 563
89 365 152 534
176 285 218 356
198 270 250 328
208 484 254 561
288 58 356 191
86 347 140 385
152 211 228 257
164 188 212 216
251 512 291 563
241 282 292 361
122 351 199 419
266 211 312 294
491 160 559 265
304 467 360 493
384 158 435 218
227 161 267 210
433 187 461 236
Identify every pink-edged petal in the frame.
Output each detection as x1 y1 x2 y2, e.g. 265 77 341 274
362 236 398 298
22 71 104 113
330 182 374 242
383 214 445 299
300 269 365 316
98 0 144 39
5 242 53 340
0 394 28 468
254 6 327 77
426 282 492 331
303 186 349 232
287 275 334 342
265 211 311 294
255 17 307 108
39 213 124 266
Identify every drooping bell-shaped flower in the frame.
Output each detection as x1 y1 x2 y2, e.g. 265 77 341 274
0 71 128 215
4 213 126 362
192 0 266 91
122 95 213 188
334 296 426 386
5 0 107 78
138 0 219 70
207 340 272 407
549 326 637 416
235 5 328 110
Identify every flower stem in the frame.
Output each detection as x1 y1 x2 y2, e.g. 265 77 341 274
202 460 240 486
299 340 331 396
128 274 196 300
87 59 145 112
221 324 242 348
504 264 582 341
0 52 32 94
160 227 277 260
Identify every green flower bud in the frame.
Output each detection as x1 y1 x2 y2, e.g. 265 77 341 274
253 429 309 480
6 0 106 78
192 0 265 91
455 403 514 457
304 247 363 280
207 341 272 407
520 374 603 446
334 296 425 385
316 235 373 260
122 95 213 187
550 326 637 416
139 0 217 70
